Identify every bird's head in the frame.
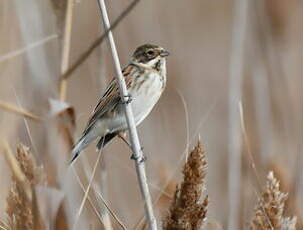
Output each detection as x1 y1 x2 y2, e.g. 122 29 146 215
131 44 169 69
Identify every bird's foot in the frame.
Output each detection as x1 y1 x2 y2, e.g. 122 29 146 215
121 94 132 104
131 152 146 163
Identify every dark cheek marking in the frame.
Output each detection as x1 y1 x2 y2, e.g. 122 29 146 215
138 54 155 64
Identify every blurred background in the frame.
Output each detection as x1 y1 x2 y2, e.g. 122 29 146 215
0 0 302 229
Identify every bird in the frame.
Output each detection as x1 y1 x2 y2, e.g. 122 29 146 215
70 44 169 163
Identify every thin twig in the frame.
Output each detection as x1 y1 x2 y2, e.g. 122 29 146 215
94 186 128 230
174 88 190 160
61 0 140 80
72 166 105 227
85 159 114 230
239 101 275 229
0 101 42 122
59 0 75 101
80 155 126 230
238 101 262 190
96 0 157 229
73 147 103 229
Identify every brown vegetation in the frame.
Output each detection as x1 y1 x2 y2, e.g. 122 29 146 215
1 143 45 230
163 141 208 230
1 0 303 229
250 172 297 230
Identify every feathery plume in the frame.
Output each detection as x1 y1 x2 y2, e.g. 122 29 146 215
2 143 46 230
163 140 208 230
250 171 297 230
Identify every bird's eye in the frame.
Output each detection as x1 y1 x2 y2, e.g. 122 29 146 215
147 50 155 56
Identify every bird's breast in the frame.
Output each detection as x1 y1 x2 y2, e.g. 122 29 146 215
129 71 165 123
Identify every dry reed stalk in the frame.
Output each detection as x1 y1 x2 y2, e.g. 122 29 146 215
227 0 250 228
239 101 262 189
163 141 208 230
250 171 297 230
93 185 127 230
0 102 42 122
61 0 140 80
80 156 117 230
72 171 105 226
72 164 120 229
1 142 46 230
96 159 113 230
72 148 103 229
59 0 75 101
97 0 157 229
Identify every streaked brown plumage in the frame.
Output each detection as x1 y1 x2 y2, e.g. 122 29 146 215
71 44 169 163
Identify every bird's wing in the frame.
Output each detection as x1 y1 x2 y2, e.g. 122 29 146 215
82 64 135 134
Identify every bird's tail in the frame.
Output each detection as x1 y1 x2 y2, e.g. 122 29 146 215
70 132 118 164
96 132 117 150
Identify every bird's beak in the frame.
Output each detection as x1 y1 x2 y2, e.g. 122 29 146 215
160 50 170 57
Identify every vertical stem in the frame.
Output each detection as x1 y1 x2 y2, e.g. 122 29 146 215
250 0 274 163
96 0 157 229
227 0 249 229
59 0 75 101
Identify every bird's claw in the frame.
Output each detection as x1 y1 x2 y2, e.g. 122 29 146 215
131 153 147 163
121 94 132 104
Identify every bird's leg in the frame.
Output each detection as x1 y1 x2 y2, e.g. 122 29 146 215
117 132 131 148
120 94 132 104
117 132 146 162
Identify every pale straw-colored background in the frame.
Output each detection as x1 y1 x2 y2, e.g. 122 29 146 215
0 0 302 229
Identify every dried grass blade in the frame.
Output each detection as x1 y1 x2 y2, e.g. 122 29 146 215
0 101 42 122
93 186 127 230
72 166 105 226
72 148 103 229
59 0 75 100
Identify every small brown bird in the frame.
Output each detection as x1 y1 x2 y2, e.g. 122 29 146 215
71 44 169 163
